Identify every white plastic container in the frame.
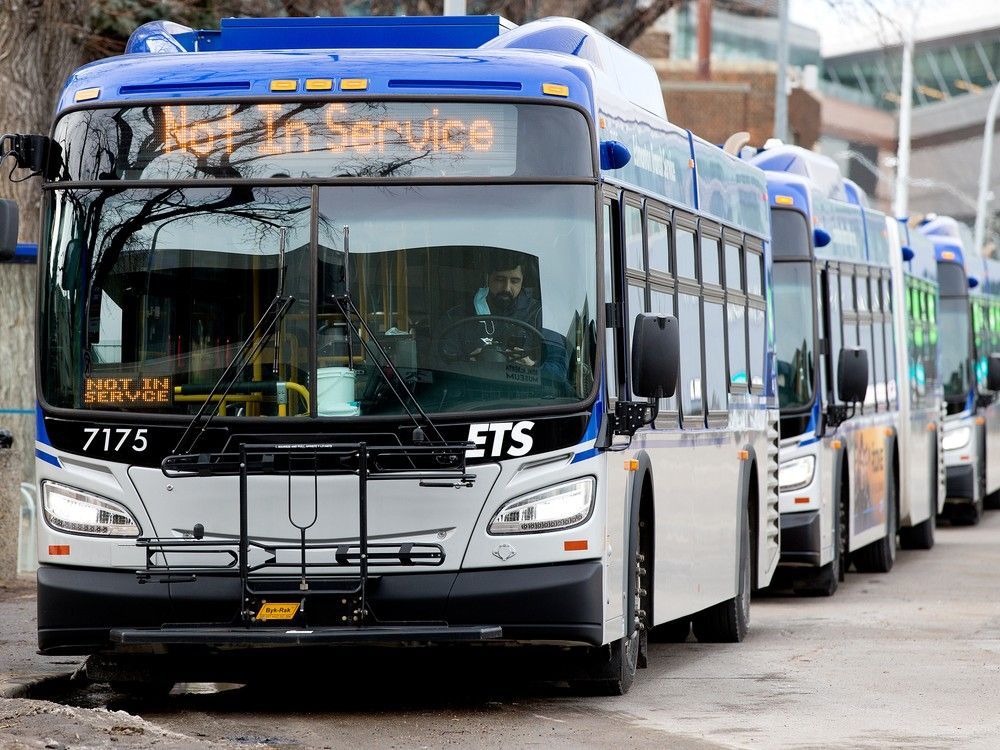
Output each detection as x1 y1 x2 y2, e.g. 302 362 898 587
317 367 360 416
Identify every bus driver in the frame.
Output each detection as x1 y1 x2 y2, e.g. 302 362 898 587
439 251 546 369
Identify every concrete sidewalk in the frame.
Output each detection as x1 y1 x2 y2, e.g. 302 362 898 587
0 575 82 698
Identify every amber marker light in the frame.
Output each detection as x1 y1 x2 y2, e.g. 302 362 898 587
831 439 843 450
625 459 639 471
775 195 794 205
738 449 750 460
794 497 810 505
305 78 333 91
564 540 588 551
74 88 100 102
542 83 569 97
941 250 956 260
48 545 70 556
340 78 369 90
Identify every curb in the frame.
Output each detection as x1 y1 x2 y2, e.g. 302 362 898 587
0 670 80 699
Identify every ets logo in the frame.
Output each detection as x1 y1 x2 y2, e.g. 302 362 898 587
466 421 534 458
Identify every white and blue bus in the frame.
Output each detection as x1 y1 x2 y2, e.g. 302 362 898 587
919 217 1000 524
753 146 909 595
890 218 944 547
0 15 778 694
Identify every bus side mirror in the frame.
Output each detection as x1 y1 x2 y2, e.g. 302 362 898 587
813 227 831 248
631 313 678 399
600 140 632 171
0 200 18 261
901 245 915 261
837 347 868 404
987 354 1000 392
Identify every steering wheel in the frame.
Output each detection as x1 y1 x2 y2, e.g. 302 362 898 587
437 315 544 367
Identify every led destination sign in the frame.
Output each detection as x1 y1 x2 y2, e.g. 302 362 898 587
161 103 499 159
84 376 172 407
51 100 602 181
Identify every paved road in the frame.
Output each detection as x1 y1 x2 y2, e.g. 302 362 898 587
19 512 1000 748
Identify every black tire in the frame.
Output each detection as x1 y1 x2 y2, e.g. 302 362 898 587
985 489 1000 511
899 514 935 550
853 463 897 573
575 501 647 695
650 618 690 643
949 498 983 526
692 504 750 643
793 489 844 597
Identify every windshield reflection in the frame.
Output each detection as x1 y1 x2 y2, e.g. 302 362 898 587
41 184 598 417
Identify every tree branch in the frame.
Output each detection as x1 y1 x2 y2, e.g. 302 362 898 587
605 0 678 47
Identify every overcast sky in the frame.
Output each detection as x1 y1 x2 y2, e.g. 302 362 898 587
789 0 1000 55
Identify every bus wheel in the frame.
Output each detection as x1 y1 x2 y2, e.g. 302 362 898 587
985 489 1000 511
575 510 646 695
692 503 750 643
854 467 897 573
949 498 983 526
899 514 935 550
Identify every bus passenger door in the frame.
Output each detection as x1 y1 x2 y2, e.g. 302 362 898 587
601 190 630 632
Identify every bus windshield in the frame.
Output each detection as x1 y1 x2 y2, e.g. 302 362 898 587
939 295 972 402
40 183 598 417
773 261 815 411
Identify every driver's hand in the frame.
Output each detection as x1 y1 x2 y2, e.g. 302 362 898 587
504 347 535 366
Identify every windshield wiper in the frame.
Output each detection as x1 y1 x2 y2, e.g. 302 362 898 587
332 225 447 445
170 228 294 458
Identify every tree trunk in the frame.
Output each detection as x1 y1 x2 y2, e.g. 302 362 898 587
0 0 88 483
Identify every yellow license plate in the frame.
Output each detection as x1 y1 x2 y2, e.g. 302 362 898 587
255 602 300 621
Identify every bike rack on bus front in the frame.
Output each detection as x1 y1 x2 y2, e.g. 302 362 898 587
113 440 503 645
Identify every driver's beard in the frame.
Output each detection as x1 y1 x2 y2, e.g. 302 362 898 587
488 291 515 314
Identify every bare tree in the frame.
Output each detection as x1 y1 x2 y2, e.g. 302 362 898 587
0 0 89 478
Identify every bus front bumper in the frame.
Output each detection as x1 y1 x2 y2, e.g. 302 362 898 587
37 560 604 654
778 510 821 567
946 464 975 502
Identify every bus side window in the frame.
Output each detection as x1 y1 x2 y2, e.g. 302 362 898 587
647 207 676 418
676 222 703 425
825 269 844 403
869 277 886 409
882 276 897 408
746 246 765 392
726 242 748 391
679 290 704 426
650 288 676 416
625 203 644 272
841 271 859 349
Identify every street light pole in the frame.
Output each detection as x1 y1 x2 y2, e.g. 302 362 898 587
892 19 915 219
773 0 790 142
973 83 1000 256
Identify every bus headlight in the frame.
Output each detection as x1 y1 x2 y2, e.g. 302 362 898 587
943 426 972 452
488 477 595 535
41 481 140 537
779 455 815 492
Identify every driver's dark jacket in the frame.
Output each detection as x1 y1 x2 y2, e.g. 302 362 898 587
441 292 570 388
